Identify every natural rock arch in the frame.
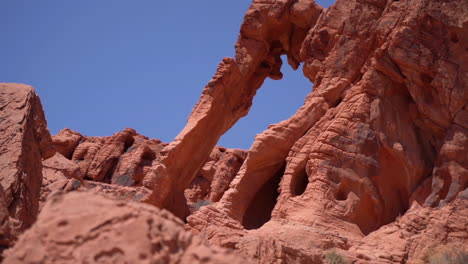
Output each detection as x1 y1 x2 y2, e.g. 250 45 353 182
148 0 467 253
146 0 324 219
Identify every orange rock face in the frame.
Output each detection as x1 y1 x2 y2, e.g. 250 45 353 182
0 84 54 232
0 0 467 263
179 0 467 262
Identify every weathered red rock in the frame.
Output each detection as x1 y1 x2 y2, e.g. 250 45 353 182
48 128 247 219
51 128 165 186
51 128 82 159
110 136 164 187
346 191 468 263
0 83 55 230
71 128 137 182
40 156 152 210
172 0 467 263
147 0 324 217
3 191 246 264
185 147 247 212
0 185 16 250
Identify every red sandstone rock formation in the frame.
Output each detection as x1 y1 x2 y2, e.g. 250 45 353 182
3 191 246 264
48 128 247 215
0 85 248 262
0 0 467 263
161 0 466 263
51 128 82 159
185 147 247 212
0 83 54 233
0 185 16 250
147 0 323 217
347 191 468 263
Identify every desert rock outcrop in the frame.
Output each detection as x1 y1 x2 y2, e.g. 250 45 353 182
0 85 248 261
176 0 466 263
47 128 247 216
3 191 246 264
0 83 54 232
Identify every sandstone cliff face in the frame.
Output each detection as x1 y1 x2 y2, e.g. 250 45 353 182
0 83 54 239
172 0 466 263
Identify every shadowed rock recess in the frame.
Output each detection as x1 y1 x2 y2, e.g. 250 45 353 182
0 0 467 263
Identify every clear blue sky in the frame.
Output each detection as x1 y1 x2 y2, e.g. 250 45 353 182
1 0 335 149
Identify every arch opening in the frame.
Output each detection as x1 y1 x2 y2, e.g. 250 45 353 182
218 55 312 149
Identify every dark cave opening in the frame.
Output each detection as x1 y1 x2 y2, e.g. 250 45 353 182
335 189 348 201
102 158 119 184
242 164 285 230
291 168 308 196
123 135 135 153
334 181 350 201
332 96 343 108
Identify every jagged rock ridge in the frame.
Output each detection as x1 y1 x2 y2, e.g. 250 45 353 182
0 84 247 263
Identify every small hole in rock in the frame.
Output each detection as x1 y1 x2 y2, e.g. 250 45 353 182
335 189 347 201
333 97 343 107
291 168 308 196
57 220 68 227
123 136 135 153
142 150 156 161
